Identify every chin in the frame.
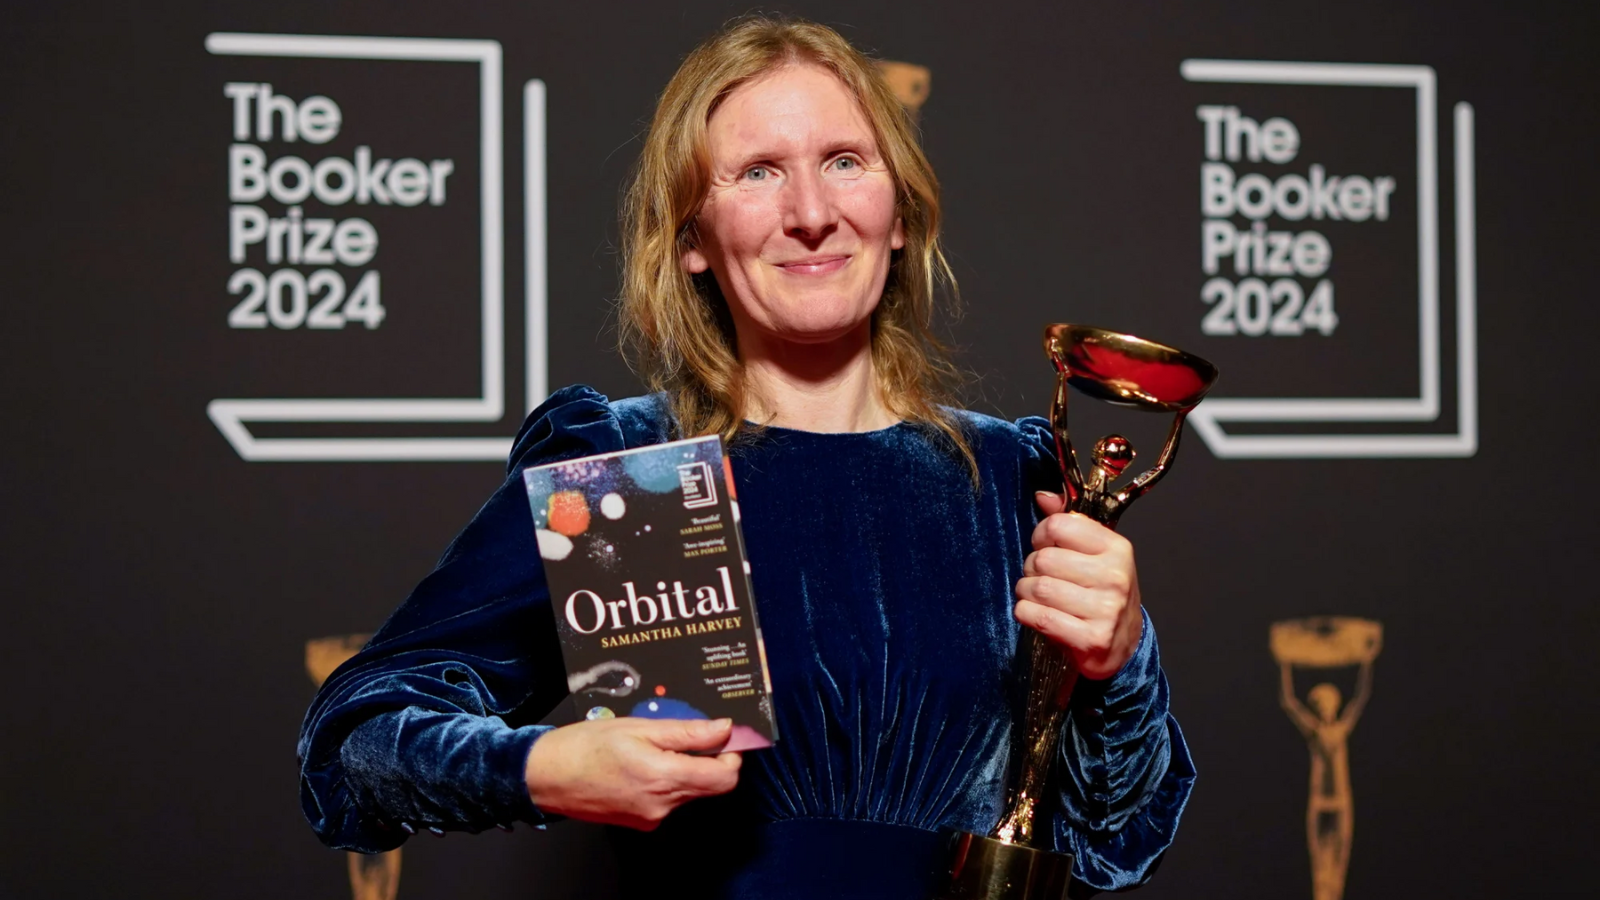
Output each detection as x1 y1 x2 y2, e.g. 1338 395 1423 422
765 291 878 341
771 310 874 344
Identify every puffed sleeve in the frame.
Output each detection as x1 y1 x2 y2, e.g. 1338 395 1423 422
1016 417 1197 893
296 385 646 852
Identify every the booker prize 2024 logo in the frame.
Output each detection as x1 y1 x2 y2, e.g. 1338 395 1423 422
224 83 453 330
205 34 550 463
1181 61 1478 460
1195 105 1395 339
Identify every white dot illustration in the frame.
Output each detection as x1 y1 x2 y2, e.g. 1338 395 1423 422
600 492 626 519
535 529 573 561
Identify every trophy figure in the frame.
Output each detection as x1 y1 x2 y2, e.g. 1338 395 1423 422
937 325 1218 900
1270 617 1382 900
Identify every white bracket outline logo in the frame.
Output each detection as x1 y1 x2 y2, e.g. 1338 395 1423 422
203 34 549 461
1180 60 1477 458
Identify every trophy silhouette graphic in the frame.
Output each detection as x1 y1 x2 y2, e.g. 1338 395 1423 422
937 326 1218 900
1270 617 1382 900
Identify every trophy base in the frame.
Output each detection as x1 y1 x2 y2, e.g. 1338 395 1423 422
933 832 1075 900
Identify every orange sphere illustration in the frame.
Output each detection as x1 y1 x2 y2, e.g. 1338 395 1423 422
547 491 591 537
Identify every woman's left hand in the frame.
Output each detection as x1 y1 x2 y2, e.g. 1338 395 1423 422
1014 491 1144 680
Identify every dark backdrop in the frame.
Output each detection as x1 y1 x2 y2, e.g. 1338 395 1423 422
4 1 1597 897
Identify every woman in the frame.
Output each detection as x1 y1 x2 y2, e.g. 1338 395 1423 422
299 16 1193 899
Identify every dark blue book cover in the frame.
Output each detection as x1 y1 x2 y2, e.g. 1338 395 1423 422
522 436 777 751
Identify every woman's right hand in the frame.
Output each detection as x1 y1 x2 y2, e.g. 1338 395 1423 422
523 717 742 831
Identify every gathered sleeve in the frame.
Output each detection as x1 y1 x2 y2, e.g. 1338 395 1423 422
1015 416 1197 892
296 386 641 852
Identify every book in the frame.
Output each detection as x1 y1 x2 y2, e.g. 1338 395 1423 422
522 436 778 752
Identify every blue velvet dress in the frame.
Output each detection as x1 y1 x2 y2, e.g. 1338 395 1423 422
298 386 1195 898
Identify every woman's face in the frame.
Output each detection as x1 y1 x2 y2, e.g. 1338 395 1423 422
684 63 904 348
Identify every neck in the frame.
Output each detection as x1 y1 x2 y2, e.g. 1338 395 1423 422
737 320 898 433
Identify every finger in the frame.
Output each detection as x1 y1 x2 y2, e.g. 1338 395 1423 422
642 718 733 753
1014 598 1106 653
1025 546 1093 581
1015 575 1102 619
1032 511 1120 554
1025 546 1124 590
1034 490 1067 516
663 752 743 795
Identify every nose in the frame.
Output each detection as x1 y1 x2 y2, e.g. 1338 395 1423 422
781 168 838 243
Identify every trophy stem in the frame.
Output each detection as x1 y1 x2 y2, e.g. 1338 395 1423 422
991 630 1078 846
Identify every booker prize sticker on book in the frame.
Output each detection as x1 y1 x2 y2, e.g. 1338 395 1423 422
523 436 778 752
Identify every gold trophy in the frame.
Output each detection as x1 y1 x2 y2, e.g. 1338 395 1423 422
937 325 1218 900
1271 617 1381 900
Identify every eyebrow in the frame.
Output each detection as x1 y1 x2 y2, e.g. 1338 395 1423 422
820 139 874 159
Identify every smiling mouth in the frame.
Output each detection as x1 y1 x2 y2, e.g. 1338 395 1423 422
774 255 851 275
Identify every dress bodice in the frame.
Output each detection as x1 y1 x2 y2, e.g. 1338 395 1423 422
729 419 1031 833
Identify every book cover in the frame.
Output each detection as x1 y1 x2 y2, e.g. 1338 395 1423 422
522 436 778 751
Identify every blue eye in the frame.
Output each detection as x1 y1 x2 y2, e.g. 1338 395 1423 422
833 156 859 172
744 166 769 181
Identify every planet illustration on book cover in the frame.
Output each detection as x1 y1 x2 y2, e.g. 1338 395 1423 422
633 696 706 719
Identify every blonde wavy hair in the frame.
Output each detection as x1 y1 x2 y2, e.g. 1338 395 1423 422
618 15 973 473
